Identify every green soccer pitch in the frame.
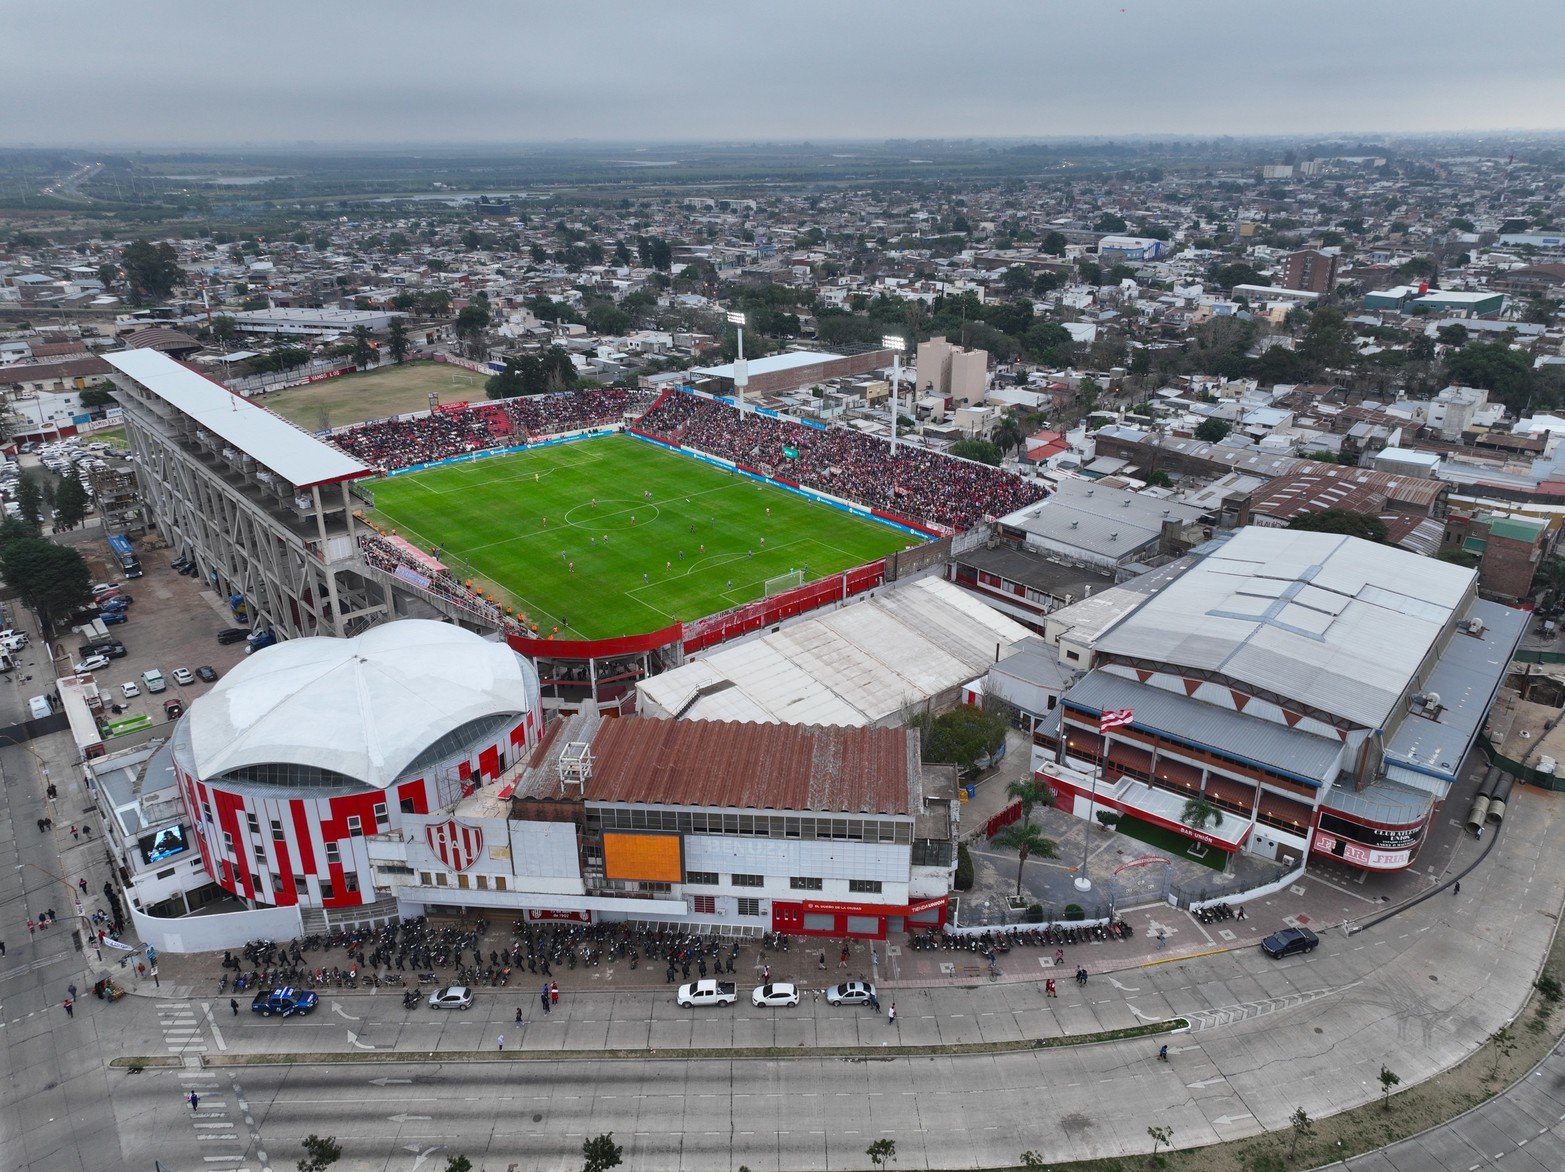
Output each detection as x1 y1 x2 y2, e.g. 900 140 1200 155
365 433 924 640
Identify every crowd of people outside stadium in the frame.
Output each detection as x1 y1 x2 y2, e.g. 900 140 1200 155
633 392 1045 532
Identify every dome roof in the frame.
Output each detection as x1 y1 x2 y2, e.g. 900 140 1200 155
185 620 537 790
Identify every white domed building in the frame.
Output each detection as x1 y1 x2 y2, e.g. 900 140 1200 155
170 620 542 917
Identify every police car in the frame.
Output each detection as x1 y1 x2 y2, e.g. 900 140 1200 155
250 986 320 1018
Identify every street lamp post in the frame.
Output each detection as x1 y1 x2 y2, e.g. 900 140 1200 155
726 310 748 415
882 336 906 453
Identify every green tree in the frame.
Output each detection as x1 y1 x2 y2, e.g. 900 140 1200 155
1040 231 1068 256
1024 321 1075 366
1436 323 1469 349
1299 306 1356 374
1193 418 1231 443
1147 1124 1173 1159
120 239 182 302
1020 1152 1047 1169
1094 212 1128 233
1287 509 1387 543
52 474 89 532
1378 1064 1400 1110
453 304 491 358
387 319 410 364
949 438 1003 466
1180 796 1223 833
581 1132 623 1172
1208 261 1269 290
919 704 1008 774
79 386 117 409
443 1158 472 1172
1002 265 1034 295
1006 778 1054 822
865 1138 897 1167
1445 342 1536 412
296 1133 342 1172
485 358 529 400
1 538 92 630
1146 469 1173 488
350 325 376 369
1289 1107 1314 1160
1488 1023 1517 1081
992 414 1026 459
993 821 1058 899
14 471 43 533
954 842 974 890
209 314 238 344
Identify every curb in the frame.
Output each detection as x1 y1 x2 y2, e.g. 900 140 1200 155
110 1017 1188 1069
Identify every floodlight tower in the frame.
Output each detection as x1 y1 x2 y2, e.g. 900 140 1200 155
883 335 906 453
727 310 748 414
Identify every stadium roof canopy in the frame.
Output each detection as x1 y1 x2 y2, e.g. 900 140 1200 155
692 350 847 380
185 620 537 790
103 347 374 489
637 577 1031 726
1091 526 1477 730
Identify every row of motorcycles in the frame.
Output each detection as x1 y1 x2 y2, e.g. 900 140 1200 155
1194 901 1243 924
907 920 1137 951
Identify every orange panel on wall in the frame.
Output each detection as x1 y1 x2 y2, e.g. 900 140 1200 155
602 832 683 882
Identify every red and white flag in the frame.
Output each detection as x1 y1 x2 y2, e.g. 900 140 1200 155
1098 707 1134 733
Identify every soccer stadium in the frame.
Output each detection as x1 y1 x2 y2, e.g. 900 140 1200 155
362 433 918 640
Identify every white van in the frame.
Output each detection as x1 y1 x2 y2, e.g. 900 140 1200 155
141 668 167 693
27 695 51 720
0 629 28 651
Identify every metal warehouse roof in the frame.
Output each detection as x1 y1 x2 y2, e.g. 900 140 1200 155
637 577 1031 726
1000 478 1204 560
585 717 919 815
1091 527 1477 729
1063 671 1345 787
693 350 848 380
103 348 375 489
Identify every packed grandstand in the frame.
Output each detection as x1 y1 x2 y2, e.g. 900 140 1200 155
334 386 1045 534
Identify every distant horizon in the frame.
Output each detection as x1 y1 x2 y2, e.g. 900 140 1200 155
3 129 1563 155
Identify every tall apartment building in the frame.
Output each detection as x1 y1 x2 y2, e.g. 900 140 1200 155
1283 249 1339 295
915 336 989 407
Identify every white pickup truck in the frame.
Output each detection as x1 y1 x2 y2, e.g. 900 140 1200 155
675 979 737 1007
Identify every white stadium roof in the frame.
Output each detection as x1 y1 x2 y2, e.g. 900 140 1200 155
185 620 537 790
637 577 1031 726
103 347 374 489
1091 527 1477 730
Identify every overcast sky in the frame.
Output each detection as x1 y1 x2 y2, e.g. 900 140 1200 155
8 0 1563 147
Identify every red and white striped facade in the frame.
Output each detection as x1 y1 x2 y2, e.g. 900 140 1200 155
172 707 542 910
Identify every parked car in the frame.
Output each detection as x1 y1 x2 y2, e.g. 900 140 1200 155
100 595 132 610
825 981 877 1007
751 983 801 1008
676 980 738 1007
120 681 140 698
163 697 185 719
101 611 128 626
141 669 166 693
1260 926 1319 959
251 987 318 1018
217 628 251 645
195 665 218 682
72 655 110 673
85 641 127 659
427 985 473 1010
90 583 119 598
171 668 195 686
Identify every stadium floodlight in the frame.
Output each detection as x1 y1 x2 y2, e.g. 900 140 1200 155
729 311 749 413
886 339 907 453
726 311 747 326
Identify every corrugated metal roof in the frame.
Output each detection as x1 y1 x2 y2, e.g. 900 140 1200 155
586 718 918 815
1092 527 1475 728
1063 671 1344 786
638 578 1031 726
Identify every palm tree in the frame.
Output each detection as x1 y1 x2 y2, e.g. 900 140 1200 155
993 414 1025 459
1006 778 1054 823
1181 796 1223 833
993 822 1058 899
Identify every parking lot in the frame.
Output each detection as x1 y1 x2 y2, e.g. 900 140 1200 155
51 529 252 725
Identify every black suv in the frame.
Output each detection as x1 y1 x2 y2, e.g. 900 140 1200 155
79 640 127 660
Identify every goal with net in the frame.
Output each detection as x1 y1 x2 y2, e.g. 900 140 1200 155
763 568 805 597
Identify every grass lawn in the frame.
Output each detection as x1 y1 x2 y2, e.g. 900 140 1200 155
365 433 920 639
257 361 488 431
1114 813 1226 871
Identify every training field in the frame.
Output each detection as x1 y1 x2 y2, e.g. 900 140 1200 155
259 361 488 430
366 433 920 640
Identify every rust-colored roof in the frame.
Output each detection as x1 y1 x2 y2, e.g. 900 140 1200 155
584 717 917 815
0 357 112 386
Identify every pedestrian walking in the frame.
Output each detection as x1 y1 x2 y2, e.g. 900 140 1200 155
887 1003 896 1025
1453 880 1461 896
68 983 77 1000
70 825 78 841
1156 929 1166 949
550 981 559 1006
63 998 74 1018
27 919 35 937
497 1034 504 1051
1054 949 1064 967
540 990 551 1014
77 878 87 893
839 946 849 968
818 952 827 972
0 940 6 956
187 1091 199 1110
230 998 239 1016
515 1007 525 1023
868 991 880 1011
1158 1044 1169 1062
1045 978 1057 998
